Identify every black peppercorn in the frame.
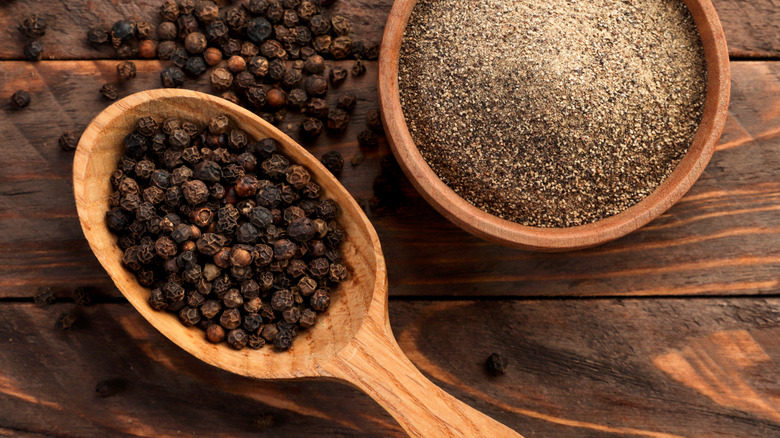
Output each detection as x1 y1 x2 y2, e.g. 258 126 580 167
485 353 508 376
160 0 180 21
357 129 379 147
312 35 331 54
184 56 207 76
87 25 111 46
112 20 136 42
116 61 137 81
309 15 330 35
100 84 119 101
23 41 43 61
310 289 330 311
160 66 186 88
327 108 350 132
329 66 348 85
337 93 357 111
301 117 323 138
11 90 31 108
210 67 233 90
59 130 80 152
330 36 352 59
195 0 219 23
19 14 47 38
352 59 366 77
247 17 273 44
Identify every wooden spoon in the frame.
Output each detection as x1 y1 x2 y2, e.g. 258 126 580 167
72 89 520 438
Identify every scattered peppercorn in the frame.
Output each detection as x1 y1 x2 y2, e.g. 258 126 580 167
116 61 137 80
81 0 376 144
59 130 81 152
351 59 366 76
11 90 31 109
357 129 378 147
320 151 343 174
19 14 47 38
34 287 55 305
55 310 79 330
23 41 44 61
485 352 508 376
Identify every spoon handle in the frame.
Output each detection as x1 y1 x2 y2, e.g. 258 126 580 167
322 319 522 437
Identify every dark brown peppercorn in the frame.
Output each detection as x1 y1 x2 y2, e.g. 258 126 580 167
59 130 81 152
366 109 384 133
194 1 219 23
11 90 31 108
247 334 266 349
351 59 366 76
260 39 286 60
329 66 348 85
309 15 330 35
331 15 350 36
486 353 508 376
327 109 350 132
271 289 293 311
220 308 242 330
243 313 264 332
299 308 317 328
310 289 330 311
337 93 357 111
136 21 154 40
160 66 186 88
210 67 233 90
306 98 328 118
87 25 111 46
23 41 43 61
197 233 227 256
357 129 379 147
331 36 352 59
184 32 207 54
223 289 244 308
282 69 303 89
179 306 201 326
19 14 47 38
158 21 178 40
301 117 323 138
160 0 180 21
312 35 331 54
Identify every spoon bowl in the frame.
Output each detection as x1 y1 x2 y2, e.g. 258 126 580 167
73 89 520 437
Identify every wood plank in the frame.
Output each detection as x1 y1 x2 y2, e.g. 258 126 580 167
0 60 778 298
0 0 777 59
0 299 778 436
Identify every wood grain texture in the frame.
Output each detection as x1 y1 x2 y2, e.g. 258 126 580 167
0 0 778 59
0 299 778 437
0 60 778 298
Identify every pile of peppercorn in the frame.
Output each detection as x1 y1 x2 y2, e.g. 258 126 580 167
86 0 377 140
106 114 348 351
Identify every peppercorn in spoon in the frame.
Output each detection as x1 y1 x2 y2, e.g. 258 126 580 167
73 89 520 437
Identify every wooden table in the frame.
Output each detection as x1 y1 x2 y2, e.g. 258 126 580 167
1 1 778 436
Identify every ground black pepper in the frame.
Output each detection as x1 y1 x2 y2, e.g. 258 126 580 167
399 0 707 227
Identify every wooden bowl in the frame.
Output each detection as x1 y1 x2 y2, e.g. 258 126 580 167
73 89 520 437
378 0 731 251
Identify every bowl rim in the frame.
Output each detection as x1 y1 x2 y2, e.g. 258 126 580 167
378 0 731 251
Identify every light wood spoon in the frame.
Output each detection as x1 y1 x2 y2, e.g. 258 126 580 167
73 89 520 438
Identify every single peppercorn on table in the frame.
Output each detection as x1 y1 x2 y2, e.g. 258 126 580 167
1 0 780 436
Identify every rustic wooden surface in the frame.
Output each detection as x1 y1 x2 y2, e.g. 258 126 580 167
0 0 779 437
